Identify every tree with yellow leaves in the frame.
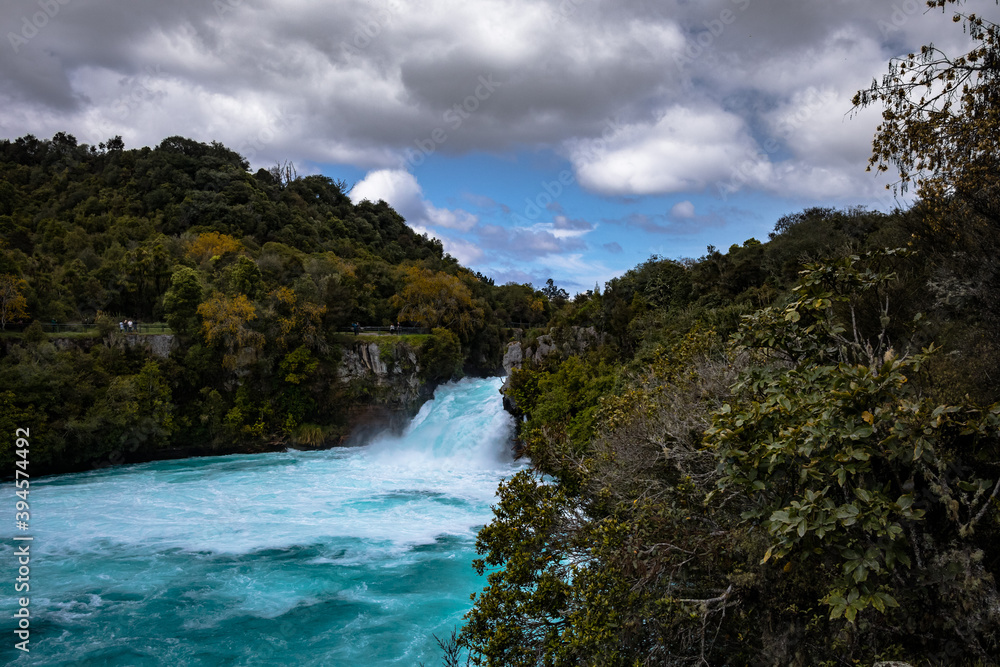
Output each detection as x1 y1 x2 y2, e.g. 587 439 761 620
266 285 327 351
391 267 484 340
185 231 243 264
197 293 265 372
0 274 29 329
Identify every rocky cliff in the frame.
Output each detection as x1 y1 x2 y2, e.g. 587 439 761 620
336 339 437 442
25 332 177 358
338 340 429 406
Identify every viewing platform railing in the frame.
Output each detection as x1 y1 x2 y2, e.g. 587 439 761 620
339 326 430 335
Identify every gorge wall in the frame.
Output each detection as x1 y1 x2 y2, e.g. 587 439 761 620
336 339 438 443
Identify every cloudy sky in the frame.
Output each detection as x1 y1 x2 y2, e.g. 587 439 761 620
4 0 997 292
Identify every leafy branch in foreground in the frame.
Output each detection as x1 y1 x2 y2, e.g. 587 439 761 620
707 250 1000 637
853 0 1000 223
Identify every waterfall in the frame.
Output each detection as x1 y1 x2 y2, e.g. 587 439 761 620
0 377 520 666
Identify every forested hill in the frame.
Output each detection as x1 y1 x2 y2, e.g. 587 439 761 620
0 133 554 475
0 133 483 324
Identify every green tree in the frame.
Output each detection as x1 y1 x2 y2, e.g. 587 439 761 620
162 266 203 337
82 360 176 458
540 278 569 304
278 346 319 431
227 254 263 299
0 391 48 470
420 328 463 382
464 330 736 666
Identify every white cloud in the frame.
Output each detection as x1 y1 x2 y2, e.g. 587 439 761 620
567 105 759 195
440 237 485 265
427 206 478 232
350 168 477 231
1 0 993 213
541 253 618 293
533 215 594 240
670 200 695 219
476 224 585 259
407 223 485 265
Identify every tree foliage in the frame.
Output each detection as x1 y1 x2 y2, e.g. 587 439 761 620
708 252 1000 633
474 246 1000 664
162 266 203 337
420 327 463 382
853 0 1000 224
392 266 485 340
0 131 542 472
0 273 28 328
186 231 243 263
197 292 265 372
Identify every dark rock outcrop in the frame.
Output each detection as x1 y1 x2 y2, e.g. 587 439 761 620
336 340 437 441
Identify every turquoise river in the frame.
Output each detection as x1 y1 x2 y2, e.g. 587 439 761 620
1 377 521 666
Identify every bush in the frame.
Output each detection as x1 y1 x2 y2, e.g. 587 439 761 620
22 320 45 343
420 328 462 383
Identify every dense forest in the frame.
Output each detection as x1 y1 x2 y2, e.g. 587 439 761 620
458 3 1000 665
0 133 555 474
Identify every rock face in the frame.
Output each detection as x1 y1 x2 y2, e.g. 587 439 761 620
340 342 391 378
500 326 604 415
44 333 175 358
337 339 437 444
338 340 429 410
501 340 523 377
125 334 174 358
